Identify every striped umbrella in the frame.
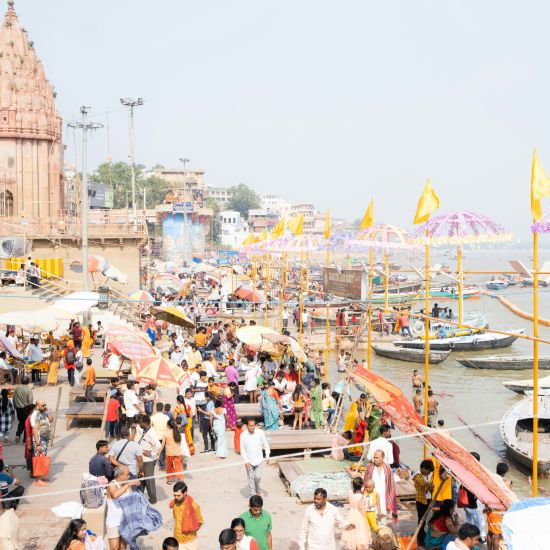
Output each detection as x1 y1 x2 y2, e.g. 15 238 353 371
128 290 154 303
135 356 184 387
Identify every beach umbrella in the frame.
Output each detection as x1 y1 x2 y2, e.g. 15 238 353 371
135 356 183 387
150 306 195 329
88 255 109 273
502 497 550 549
234 284 266 304
106 325 156 362
154 272 183 293
0 311 58 333
260 332 307 362
414 211 513 327
129 290 154 303
236 325 278 347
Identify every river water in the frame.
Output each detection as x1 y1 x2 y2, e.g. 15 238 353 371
327 249 550 497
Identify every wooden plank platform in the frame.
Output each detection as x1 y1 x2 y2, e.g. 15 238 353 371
94 368 119 380
68 383 109 403
65 402 105 429
266 430 333 451
235 402 292 420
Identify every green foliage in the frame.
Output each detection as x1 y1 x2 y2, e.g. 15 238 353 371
205 197 221 244
227 183 260 218
90 161 170 209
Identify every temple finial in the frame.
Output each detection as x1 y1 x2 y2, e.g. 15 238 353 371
7 1 14 9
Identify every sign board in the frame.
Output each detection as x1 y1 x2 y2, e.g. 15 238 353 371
217 250 239 265
172 201 193 213
322 267 365 300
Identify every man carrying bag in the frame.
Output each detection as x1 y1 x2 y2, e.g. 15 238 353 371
30 401 53 487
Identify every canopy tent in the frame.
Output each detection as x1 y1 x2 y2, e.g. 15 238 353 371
347 365 516 511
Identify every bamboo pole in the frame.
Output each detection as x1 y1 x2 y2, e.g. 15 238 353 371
252 256 257 321
48 386 63 449
325 251 330 382
367 246 373 370
423 228 430 459
457 245 463 328
279 253 286 332
533 231 539 496
264 254 270 325
299 251 304 345
384 252 389 312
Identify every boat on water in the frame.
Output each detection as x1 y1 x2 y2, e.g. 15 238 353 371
500 394 550 475
457 356 550 370
395 329 524 351
424 287 480 300
371 343 450 364
486 280 509 290
503 375 550 394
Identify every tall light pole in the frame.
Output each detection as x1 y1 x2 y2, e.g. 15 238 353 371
68 107 103 292
120 97 144 226
179 157 190 171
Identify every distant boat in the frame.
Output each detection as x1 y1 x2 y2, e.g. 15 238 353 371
371 343 450 364
500 394 550 475
486 280 509 290
395 329 524 351
503 375 550 394
458 356 550 370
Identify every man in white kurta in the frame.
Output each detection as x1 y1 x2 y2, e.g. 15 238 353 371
298 488 353 549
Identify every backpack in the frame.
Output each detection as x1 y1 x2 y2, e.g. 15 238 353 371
80 478 104 509
65 349 76 365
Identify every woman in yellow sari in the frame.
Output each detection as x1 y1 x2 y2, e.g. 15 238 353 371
47 345 62 385
81 326 93 359
343 402 362 454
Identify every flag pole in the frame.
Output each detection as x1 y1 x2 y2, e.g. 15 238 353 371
299 250 304 346
264 253 270 325
368 246 374 370
252 256 257 321
325 250 330 382
533 230 539 495
457 245 464 327
384 252 389 312
424 227 430 459
280 252 286 332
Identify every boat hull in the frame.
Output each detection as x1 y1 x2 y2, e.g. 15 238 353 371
371 344 449 364
503 441 550 475
458 357 550 370
395 332 522 351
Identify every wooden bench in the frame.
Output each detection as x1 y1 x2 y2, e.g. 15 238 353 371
68 383 109 403
65 402 105 430
265 430 334 451
235 402 293 420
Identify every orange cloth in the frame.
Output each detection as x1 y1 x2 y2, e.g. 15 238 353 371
171 497 203 544
194 333 206 347
166 455 184 481
234 426 243 454
84 366 96 385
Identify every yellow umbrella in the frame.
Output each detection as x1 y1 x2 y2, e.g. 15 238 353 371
134 356 183 387
151 306 195 329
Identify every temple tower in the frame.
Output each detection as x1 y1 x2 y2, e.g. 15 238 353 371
0 0 64 221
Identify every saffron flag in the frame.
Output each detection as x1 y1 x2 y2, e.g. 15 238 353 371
271 218 285 239
242 234 253 246
259 230 268 241
531 148 550 221
287 214 304 236
359 200 374 230
413 180 440 224
324 210 331 239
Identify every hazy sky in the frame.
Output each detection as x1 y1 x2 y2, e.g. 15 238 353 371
14 0 550 239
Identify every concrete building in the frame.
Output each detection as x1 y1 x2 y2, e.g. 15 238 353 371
205 185 233 208
219 209 249 248
248 208 279 233
290 203 316 233
260 194 290 217
151 168 206 206
0 0 64 221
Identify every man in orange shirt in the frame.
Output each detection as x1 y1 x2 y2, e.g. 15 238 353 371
84 358 96 402
171 480 203 549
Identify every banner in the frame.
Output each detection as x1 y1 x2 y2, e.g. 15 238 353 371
106 325 155 362
323 267 364 300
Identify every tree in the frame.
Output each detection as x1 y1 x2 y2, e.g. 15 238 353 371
90 161 170 209
205 197 222 245
227 183 260 219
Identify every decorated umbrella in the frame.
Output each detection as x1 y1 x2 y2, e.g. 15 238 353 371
129 290 154 303
135 356 183 387
234 284 266 304
531 208 550 233
414 211 513 326
154 272 183 294
151 306 195 329
106 325 155 362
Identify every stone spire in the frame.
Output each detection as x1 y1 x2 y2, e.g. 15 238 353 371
0 0 62 141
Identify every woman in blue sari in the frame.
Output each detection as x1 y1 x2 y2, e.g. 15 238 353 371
260 382 281 430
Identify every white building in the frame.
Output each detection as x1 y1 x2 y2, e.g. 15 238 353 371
290 203 316 234
219 210 249 248
261 194 290 217
206 186 233 208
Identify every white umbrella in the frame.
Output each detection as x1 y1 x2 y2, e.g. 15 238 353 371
0 311 58 333
53 292 99 315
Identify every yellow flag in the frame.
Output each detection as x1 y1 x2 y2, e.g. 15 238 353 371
259 230 268 241
324 210 331 239
287 214 304 236
413 180 440 224
242 234 253 246
531 148 550 221
359 199 374 230
271 218 285 239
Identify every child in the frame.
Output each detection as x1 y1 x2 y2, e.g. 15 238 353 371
175 416 191 459
234 419 244 454
341 477 371 550
364 479 381 533
292 387 305 430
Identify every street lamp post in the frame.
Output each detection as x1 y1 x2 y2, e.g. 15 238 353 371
120 97 144 227
68 107 103 292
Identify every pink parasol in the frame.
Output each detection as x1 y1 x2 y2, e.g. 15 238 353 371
332 224 416 253
532 209 550 233
414 211 513 245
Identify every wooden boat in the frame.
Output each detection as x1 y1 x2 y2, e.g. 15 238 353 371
395 329 524 352
371 343 450 364
486 279 509 290
500 394 550 475
503 375 550 394
458 356 550 370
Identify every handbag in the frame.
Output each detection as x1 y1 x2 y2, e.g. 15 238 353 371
457 485 469 508
32 453 51 477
